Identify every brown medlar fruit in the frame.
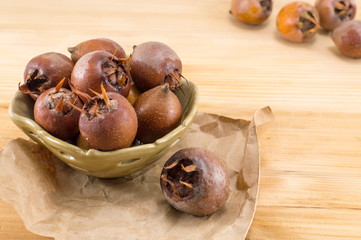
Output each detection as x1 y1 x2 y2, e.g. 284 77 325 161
133 83 182 144
34 79 82 141
19 52 73 100
68 38 126 63
129 41 183 92
70 50 131 100
331 20 361 58
230 0 273 25
160 148 230 216
78 85 137 151
315 0 356 31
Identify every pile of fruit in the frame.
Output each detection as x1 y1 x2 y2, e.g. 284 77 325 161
17 39 232 217
18 39 185 151
230 0 361 58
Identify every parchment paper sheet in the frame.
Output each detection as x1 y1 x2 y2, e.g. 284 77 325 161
0 107 273 240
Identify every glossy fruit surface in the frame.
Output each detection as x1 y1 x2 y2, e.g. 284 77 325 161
276 1 320 42
70 50 131 100
130 41 182 92
332 20 361 58
160 148 230 216
315 0 356 31
19 52 73 100
230 0 273 25
68 38 126 63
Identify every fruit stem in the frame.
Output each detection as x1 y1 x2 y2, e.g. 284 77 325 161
67 47 77 54
161 83 170 93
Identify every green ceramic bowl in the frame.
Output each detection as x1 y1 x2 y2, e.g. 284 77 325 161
8 80 198 178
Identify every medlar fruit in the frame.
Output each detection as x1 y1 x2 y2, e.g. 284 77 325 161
68 38 126 63
160 148 230 216
230 0 273 25
34 79 82 141
129 41 183 92
315 0 356 31
78 85 138 151
331 20 361 58
276 1 320 42
133 83 182 144
70 50 131 100
19 52 73 100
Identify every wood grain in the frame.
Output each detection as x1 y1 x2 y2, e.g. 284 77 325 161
1 0 361 239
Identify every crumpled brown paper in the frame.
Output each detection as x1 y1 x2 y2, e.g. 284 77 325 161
0 108 273 240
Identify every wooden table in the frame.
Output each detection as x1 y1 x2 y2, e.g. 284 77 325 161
1 0 361 239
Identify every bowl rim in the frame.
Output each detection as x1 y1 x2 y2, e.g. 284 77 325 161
8 81 199 159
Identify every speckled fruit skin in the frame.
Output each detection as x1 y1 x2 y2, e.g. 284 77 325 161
332 20 361 58
276 1 320 42
160 148 230 217
315 0 356 31
68 38 126 63
79 92 138 151
70 50 131 99
230 0 273 25
133 84 182 144
21 52 73 100
34 87 82 141
129 41 182 92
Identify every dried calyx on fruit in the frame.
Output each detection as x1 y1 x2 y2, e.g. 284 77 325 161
68 38 126 63
130 41 185 92
331 20 361 58
276 1 320 42
19 52 74 100
126 83 141 105
133 83 182 144
76 84 137 151
315 0 356 31
230 0 273 25
160 148 230 217
70 50 131 101
34 78 83 141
